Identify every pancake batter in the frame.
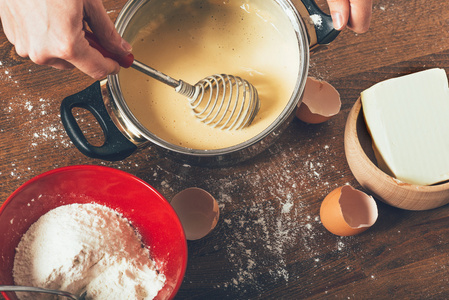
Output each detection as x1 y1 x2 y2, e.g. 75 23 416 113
120 0 300 150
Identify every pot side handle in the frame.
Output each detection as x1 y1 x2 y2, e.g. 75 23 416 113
300 0 340 45
60 81 137 161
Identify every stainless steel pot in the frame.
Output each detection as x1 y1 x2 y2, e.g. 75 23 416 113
61 0 339 166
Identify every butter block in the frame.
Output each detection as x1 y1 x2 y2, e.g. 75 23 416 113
361 68 449 186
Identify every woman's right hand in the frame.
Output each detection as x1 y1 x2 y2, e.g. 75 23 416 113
0 0 132 79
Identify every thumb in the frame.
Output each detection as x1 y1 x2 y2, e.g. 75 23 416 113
327 0 372 33
326 0 350 31
346 0 372 33
83 0 132 57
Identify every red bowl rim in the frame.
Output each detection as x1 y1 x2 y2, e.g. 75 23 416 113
0 165 187 300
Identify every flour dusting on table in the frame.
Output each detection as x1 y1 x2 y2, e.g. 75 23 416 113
148 139 352 295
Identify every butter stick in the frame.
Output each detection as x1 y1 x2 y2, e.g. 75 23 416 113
361 68 449 186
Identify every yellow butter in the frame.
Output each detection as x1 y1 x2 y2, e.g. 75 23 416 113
361 68 449 186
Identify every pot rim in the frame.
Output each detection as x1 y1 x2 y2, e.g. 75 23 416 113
108 0 310 157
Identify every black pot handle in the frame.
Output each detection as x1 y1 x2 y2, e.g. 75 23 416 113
301 0 340 45
60 81 137 161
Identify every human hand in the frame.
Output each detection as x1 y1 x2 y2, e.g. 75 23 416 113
0 0 132 79
327 0 373 33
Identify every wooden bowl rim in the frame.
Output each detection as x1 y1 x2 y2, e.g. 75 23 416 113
346 98 449 193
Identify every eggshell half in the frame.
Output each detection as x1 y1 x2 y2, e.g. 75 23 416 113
170 187 220 240
320 185 378 236
296 77 341 124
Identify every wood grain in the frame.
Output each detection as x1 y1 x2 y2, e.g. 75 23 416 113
2 0 449 299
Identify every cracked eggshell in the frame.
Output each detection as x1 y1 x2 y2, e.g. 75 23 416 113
170 187 219 240
296 77 341 124
320 185 378 236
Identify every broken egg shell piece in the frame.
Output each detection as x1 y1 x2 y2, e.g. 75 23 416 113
170 187 219 241
320 185 378 236
296 77 341 124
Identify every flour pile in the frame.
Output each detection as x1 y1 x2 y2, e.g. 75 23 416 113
13 203 165 300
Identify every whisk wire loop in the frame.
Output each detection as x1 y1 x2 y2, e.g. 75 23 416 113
212 75 233 128
186 74 259 130
196 76 223 124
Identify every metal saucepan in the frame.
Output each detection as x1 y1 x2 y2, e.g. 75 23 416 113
60 0 339 166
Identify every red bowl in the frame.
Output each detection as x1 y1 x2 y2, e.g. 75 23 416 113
0 165 187 300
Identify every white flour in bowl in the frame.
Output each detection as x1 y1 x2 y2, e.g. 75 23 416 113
13 203 165 300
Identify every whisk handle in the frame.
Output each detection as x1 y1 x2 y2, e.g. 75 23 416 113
84 30 135 68
131 60 180 88
84 31 181 88
0 285 78 300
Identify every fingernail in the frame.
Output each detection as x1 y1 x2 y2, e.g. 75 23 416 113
121 39 132 53
331 12 344 30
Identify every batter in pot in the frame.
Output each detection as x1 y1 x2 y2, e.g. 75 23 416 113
120 0 300 150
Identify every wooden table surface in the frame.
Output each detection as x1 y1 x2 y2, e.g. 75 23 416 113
2 0 449 299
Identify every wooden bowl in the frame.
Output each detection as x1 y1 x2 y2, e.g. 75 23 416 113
344 98 449 210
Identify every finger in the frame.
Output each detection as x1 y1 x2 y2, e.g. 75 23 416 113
83 0 132 57
0 15 16 46
23 27 120 79
326 0 350 31
45 58 75 70
66 35 120 79
347 0 372 33
22 44 76 70
28 36 119 78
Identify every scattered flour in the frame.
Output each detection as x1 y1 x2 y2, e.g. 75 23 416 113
144 135 354 297
13 203 165 300
310 14 323 28
192 141 351 294
3 96 72 153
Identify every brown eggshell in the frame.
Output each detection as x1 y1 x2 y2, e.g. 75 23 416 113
320 185 378 236
170 187 219 240
296 77 341 124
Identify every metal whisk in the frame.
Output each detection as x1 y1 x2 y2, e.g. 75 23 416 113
0 285 86 299
85 31 260 130
131 60 260 130
187 74 259 130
